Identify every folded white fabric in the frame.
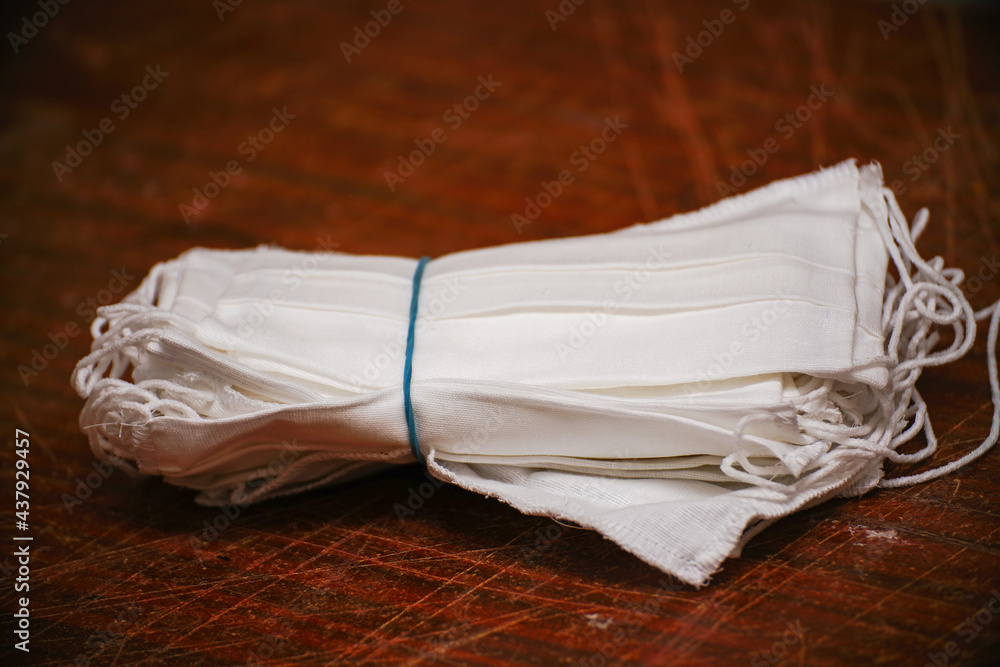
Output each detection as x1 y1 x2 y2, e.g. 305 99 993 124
72 159 999 586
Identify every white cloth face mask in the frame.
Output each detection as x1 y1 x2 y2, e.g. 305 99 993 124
72 159 1000 586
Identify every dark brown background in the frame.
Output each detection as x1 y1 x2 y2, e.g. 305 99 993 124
1 0 999 665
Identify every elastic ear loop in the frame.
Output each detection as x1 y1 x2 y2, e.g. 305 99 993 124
404 256 431 465
876 187 1000 487
880 301 1000 487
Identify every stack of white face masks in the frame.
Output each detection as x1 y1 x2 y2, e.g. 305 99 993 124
72 159 999 586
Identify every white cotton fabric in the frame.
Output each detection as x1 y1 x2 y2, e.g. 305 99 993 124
72 160 1000 586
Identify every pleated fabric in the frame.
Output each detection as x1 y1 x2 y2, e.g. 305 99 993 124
72 160 999 585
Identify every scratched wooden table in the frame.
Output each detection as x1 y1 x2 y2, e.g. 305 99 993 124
1 0 999 665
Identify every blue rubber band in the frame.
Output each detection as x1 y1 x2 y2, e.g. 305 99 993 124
404 256 430 465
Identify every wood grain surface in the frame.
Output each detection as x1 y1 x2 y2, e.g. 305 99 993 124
1 0 999 665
